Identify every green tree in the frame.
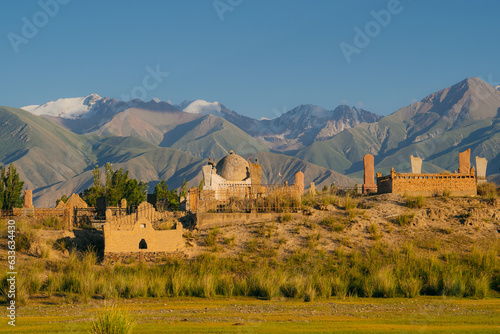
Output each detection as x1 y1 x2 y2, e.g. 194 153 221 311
154 180 169 200
154 180 181 211
124 179 147 206
0 178 4 210
107 167 129 206
81 164 148 207
180 179 188 198
55 194 68 207
92 164 102 190
1 163 24 210
80 165 105 207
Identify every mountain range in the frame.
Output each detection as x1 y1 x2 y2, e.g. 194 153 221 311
1 77 499 207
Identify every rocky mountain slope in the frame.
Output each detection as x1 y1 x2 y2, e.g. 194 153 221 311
2 105 353 206
296 77 500 180
4 77 499 205
23 96 382 153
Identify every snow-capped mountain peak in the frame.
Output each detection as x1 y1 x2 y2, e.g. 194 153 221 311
22 94 103 119
181 99 222 115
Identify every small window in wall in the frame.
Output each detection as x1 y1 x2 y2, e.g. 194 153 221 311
139 239 147 249
140 223 146 228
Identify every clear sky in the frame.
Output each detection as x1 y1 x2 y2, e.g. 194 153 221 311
1 0 499 119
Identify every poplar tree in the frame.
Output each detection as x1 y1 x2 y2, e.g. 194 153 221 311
1 163 24 210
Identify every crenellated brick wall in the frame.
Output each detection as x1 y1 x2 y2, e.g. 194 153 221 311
377 169 477 196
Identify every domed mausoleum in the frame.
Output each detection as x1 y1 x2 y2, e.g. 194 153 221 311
215 151 249 181
201 150 262 198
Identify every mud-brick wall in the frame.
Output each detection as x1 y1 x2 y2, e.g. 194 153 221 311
391 174 477 196
11 208 68 224
34 208 66 219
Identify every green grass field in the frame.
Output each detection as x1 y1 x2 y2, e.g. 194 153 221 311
3 296 499 333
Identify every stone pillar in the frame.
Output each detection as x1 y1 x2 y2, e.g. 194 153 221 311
294 170 304 194
248 159 262 195
105 209 113 222
363 154 377 194
458 149 471 174
410 155 422 174
23 189 34 209
475 157 487 184
202 165 213 189
309 182 316 195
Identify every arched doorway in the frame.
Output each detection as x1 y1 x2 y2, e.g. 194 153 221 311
139 239 147 249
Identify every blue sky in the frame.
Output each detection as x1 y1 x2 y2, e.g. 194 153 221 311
1 0 499 118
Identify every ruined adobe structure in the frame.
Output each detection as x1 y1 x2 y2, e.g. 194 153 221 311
102 201 185 261
104 201 172 229
11 192 88 229
373 149 487 196
103 216 184 262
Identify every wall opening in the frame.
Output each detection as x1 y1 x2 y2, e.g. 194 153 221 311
139 239 147 249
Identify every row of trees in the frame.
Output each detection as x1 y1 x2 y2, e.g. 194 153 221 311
79 163 149 207
0 163 24 210
73 163 187 210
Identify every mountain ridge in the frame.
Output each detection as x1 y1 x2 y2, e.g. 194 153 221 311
4 77 499 205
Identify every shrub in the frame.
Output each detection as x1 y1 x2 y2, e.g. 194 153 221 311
303 283 316 302
40 216 64 229
223 235 236 247
280 213 293 223
245 238 259 253
280 276 304 298
53 238 73 254
16 227 37 253
442 270 466 297
399 276 422 298
374 267 397 298
248 269 281 300
89 305 135 334
305 233 321 249
396 213 415 226
484 192 498 205
321 194 338 206
331 274 349 298
204 229 220 250
405 195 425 209
321 216 345 231
343 195 357 210
368 223 382 241
362 275 375 297
441 190 451 197
470 274 490 299
39 246 51 259
477 182 497 197
320 215 335 227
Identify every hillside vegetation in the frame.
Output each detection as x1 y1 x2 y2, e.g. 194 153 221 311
2 189 499 305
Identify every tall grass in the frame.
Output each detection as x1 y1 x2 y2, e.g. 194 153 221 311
89 304 135 334
4 239 498 304
405 195 425 209
477 182 498 205
396 213 415 226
